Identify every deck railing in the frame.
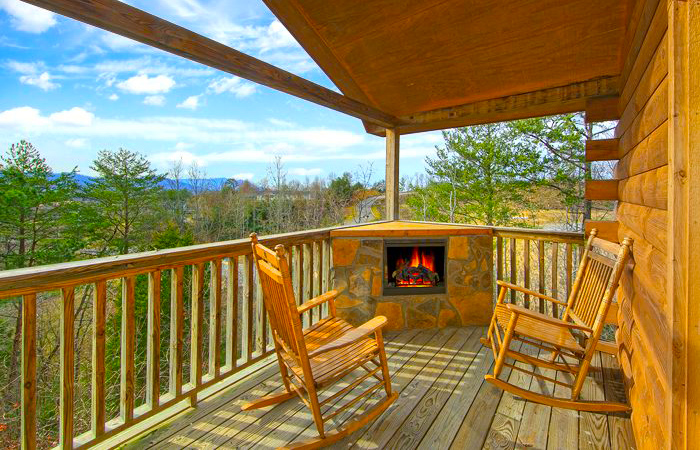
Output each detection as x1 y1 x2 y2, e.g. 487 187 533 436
1 223 584 449
491 227 584 316
1 228 333 449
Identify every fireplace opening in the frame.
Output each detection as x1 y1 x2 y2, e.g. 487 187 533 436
384 239 446 296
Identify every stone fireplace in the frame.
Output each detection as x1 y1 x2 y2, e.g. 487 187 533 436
330 221 493 331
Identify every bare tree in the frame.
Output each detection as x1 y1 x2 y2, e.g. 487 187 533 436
353 162 376 223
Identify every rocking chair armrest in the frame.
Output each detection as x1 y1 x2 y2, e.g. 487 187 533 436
502 304 593 333
308 316 387 358
298 290 340 314
496 280 568 306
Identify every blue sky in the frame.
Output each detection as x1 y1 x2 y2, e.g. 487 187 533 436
0 0 442 183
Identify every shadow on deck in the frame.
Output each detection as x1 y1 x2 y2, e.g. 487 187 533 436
132 327 635 449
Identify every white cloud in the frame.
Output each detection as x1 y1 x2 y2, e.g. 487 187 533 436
255 20 297 53
0 0 57 33
150 150 205 167
65 138 89 148
0 106 380 162
117 74 175 94
289 167 322 176
19 72 59 91
233 173 254 181
208 77 256 98
177 95 201 110
6 60 41 74
108 93 119 101
143 95 166 106
48 107 94 126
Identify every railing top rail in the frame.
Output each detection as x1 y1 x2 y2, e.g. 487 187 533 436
399 220 584 242
0 225 345 298
0 219 584 298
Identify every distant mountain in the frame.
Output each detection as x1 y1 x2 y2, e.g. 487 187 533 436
57 173 259 192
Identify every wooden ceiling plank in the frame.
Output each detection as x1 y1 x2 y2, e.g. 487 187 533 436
20 0 400 129
262 0 378 133
366 76 621 136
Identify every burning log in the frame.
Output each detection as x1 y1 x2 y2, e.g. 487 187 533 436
392 258 439 286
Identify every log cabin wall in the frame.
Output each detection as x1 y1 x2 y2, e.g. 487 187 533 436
614 0 670 447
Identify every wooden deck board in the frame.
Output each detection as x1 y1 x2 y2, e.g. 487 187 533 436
130 327 636 450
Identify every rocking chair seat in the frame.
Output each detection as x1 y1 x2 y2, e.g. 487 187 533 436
283 316 380 387
495 304 584 353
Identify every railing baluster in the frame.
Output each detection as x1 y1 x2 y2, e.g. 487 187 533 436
496 236 503 281
304 243 312 324
322 239 330 318
226 256 238 370
60 287 75 449
209 260 222 379
92 281 106 437
566 243 573 301
22 294 37 450
551 243 559 318
256 264 265 355
147 272 161 410
169 267 184 397
190 263 205 405
316 240 323 321
120 277 136 424
538 240 546 314
509 238 517 304
523 239 530 308
245 254 254 362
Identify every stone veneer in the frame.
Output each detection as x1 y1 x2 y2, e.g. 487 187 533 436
331 235 493 330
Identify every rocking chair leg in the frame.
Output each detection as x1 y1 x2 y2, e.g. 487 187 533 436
494 314 517 377
308 387 325 439
376 330 393 396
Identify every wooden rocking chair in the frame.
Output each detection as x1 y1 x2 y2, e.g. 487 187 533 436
482 229 633 412
243 234 397 449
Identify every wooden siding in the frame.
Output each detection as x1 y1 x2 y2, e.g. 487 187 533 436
614 0 669 448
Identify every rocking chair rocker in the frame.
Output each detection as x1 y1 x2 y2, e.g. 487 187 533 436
482 228 633 413
242 233 397 449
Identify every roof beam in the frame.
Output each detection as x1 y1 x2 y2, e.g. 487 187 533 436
21 0 400 129
366 76 620 136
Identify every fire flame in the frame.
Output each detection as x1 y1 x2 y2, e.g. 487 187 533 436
395 247 437 286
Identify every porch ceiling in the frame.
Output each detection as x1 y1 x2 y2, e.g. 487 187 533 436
266 0 633 133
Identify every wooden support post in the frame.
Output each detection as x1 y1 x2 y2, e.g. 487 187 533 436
585 179 619 200
22 294 36 450
669 1 700 447
385 128 400 220
585 138 620 161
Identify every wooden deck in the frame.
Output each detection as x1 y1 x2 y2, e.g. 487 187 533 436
132 327 635 449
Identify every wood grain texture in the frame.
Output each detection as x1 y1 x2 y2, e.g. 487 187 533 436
190 263 205 402
586 138 620 161
146 271 161 410
585 180 620 200
585 221 619 243
385 128 400 220
169 267 184 397
21 294 37 450
120 276 136 423
586 95 621 122
19 0 399 128
60 287 74 449
617 165 668 209
367 77 621 136
616 122 667 178
209 259 222 378
91 281 106 437
225 256 239 368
